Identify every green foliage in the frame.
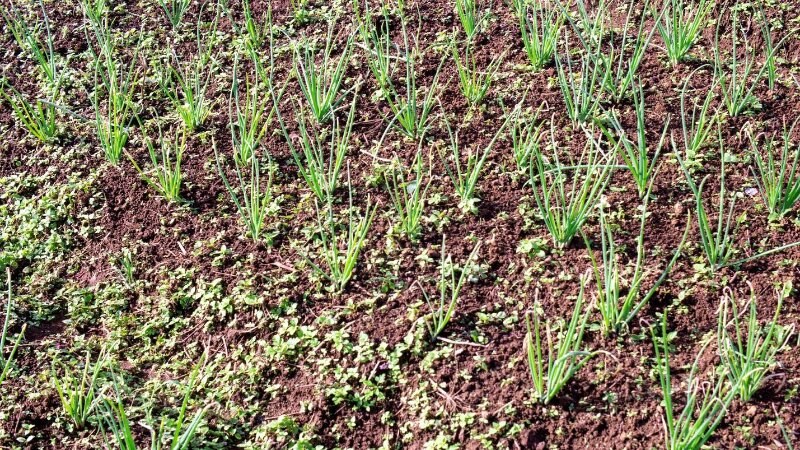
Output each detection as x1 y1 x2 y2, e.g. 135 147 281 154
294 24 353 123
652 314 737 450
128 122 186 203
385 152 431 242
525 277 598 404
586 192 689 335
1 269 25 386
423 236 481 340
53 351 105 430
718 285 794 402
451 38 504 106
100 356 207 450
307 174 376 293
652 0 715 65
157 0 191 28
213 138 277 244
0 80 58 143
441 112 511 214
748 119 800 218
529 126 616 246
84 8 141 164
157 7 218 132
517 0 563 71
601 84 669 197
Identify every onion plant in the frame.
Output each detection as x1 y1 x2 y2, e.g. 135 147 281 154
525 277 599 404
157 0 191 28
675 138 800 272
718 285 794 402
308 172 376 293
277 93 357 203
53 351 105 430
385 151 431 242
213 138 277 245
748 119 800 218
380 20 443 140
424 236 481 340
1 269 25 386
567 0 658 103
674 138 736 272
84 9 141 164
713 12 785 117
157 7 218 133
0 81 59 143
100 356 206 450
441 111 512 214
509 103 543 173
601 84 670 197
652 0 715 65
677 69 718 170
555 36 606 124
517 0 563 71
293 24 353 123
229 55 275 165
652 314 737 450
455 0 486 41
451 38 504 107
529 125 617 247
759 6 778 91
1 0 58 84
129 121 186 203
585 189 689 336
354 1 395 91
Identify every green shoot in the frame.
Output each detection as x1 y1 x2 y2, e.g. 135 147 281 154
229 54 275 165
567 0 659 103
652 314 737 450
157 0 191 28
718 284 794 402
307 171 376 293
441 111 512 214
677 69 718 170
525 277 599 404
278 93 357 203
385 151 431 242
424 236 481 340
509 102 543 173
529 124 617 247
157 8 218 132
652 0 715 65
100 355 207 450
213 138 277 245
380 20 443 140
1 269 26 386
128 121 185 203
451 37 505 106
84 9 141 164
455 0 486 40
1 0 58 84
555 35 606 124
293 24 353 123
713 11 785 117
586 190 690 336
601 84 670 197
674 135 737 272
677 137 800 271
748 119 800 218
0 80 58 143
759 6 777 91
354 1 395 91
518 0 563 71
53 351 105 430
